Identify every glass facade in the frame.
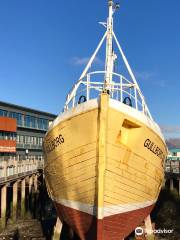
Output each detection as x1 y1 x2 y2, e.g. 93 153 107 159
9 112 22 126
0 153 44 161
0 132 16 140
0 109 8 117
0 109 49 130
37 118 48 130
16 134 43 146
0 103 55 164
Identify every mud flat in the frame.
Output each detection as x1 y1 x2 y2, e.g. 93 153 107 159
0 219 45 240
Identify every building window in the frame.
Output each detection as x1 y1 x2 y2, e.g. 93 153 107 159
24 136 31 144
25 115 31 128
8 111 23 126
16 134 44 148
0 132 3 139
30 136 33 144
19 135 24 144
39 137 43 145
17 113 22 126
37 118 43 129
0 131 16 140
36 118 49 130
31 116 36 128
0 109 8 117
24 115 38 129
43 119 48 130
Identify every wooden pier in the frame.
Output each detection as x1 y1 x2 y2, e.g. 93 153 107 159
164 159 180 195
0 158 43 230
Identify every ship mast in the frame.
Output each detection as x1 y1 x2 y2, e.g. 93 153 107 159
64 1 153 120
104 0 114 89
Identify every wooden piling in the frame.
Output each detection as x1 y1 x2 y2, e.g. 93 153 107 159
144 215 155 240
12 181 18 222
21 178 26 218
52 217 63 240
170 178 174 191
0 184 7 229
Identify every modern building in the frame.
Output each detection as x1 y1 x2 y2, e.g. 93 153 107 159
167 148 180 160
0 101 56 162
166 148 180 173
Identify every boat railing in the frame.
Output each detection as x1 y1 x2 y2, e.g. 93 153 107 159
64 71 152 120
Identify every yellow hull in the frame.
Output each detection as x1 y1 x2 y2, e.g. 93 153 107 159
43 93 167 239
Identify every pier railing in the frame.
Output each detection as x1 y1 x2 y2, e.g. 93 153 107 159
1 158 178 183
0 158 44 184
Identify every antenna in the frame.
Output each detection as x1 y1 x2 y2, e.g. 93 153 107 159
109 0 120 13
105 0 115 88
108 0 113 7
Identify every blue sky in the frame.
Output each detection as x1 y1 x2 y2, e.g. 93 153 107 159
0 0 180 138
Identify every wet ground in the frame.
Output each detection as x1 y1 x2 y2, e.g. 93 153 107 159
0 219 46 240
0 174 80 240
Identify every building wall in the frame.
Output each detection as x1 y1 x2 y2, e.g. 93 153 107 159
168 149 180 159
0 101 56 161
0 117 17 153
0 117 17 132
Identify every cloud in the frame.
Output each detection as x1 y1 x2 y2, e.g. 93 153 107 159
160 125 180 134
135 71 155 81
135 70 166 88
160 125 180 138
166 138 180 148
154 79 166 88
71 56 103 66
71 57 89 65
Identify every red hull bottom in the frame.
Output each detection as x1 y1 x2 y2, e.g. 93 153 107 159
54 201 154 240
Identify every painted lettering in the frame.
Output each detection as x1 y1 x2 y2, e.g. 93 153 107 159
144 138 165 161
44 134 65 154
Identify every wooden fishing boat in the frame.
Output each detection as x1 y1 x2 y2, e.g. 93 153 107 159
43 1 167 239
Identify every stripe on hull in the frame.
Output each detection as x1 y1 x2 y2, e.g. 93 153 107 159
52 198 156 218
54 201 155 240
